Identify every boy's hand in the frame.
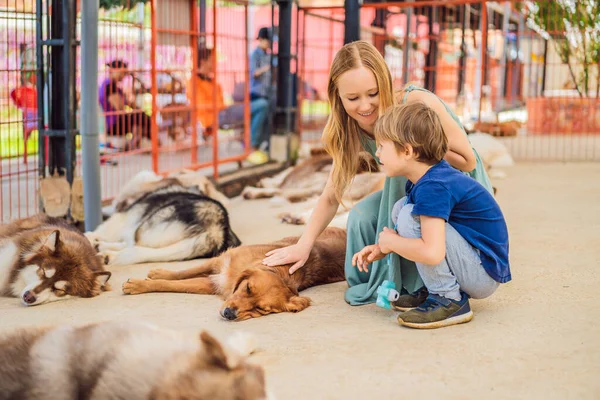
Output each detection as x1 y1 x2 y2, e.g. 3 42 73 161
352 245 386 273
378 226 399 254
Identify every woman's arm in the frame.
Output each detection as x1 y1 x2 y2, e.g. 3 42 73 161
297 169 340 249
406 91 477 172
262 168 340 273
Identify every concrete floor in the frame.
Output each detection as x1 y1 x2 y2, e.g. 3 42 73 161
1 162 599 399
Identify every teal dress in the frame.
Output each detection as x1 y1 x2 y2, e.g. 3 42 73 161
344 84 494 305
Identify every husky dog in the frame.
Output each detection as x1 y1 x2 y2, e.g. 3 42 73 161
0 320 270 400
87 172 241 267
0 214 111 306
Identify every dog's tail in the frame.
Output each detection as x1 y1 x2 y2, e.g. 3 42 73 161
226 228 242 248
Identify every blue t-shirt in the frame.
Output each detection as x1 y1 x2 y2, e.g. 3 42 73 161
250 47 271 98
405 160 511 283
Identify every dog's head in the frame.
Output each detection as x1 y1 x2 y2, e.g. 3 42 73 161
155 331 270 400
220 267 311 321
18 230 111 306
173 170 230 208
112 170 163 212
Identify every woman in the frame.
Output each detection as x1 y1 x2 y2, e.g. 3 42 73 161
262 41 492 305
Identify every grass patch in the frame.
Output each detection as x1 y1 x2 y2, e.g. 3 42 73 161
301 100 330 117
0 105 83 159
0 122 39 159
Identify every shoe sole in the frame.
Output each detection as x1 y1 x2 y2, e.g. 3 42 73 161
398 310 473 329
393 305 417 312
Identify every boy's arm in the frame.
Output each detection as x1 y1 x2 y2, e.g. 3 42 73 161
379 216 446 265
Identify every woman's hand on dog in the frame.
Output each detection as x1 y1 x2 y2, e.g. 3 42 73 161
262 244 311 275
352 244 386 273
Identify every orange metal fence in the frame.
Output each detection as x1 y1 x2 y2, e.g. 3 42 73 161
2 0 599 222
297 0 600 161
0 0 255 222
95 0 253 202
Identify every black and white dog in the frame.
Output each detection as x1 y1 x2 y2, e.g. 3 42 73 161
86 171 241 266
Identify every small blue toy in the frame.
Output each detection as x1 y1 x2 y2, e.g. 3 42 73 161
376 280 400 309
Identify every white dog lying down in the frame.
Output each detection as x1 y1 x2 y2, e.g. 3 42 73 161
468 132 515 179
242 151 385 228
0 320 270 400
86 170 241 267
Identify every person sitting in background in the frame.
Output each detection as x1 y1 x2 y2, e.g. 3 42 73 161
99 60 151 150
187 49 270 164
247 27 276 164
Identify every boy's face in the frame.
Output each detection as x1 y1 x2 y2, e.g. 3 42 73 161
376 140 411 177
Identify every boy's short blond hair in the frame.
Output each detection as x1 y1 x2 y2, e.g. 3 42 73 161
374 102 448 165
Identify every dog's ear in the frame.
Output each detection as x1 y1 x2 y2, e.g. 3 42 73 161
188 184 203 194
204 179 230 206
199 331 231 370
42 230 60 253
114 199 129 212
94 271 112 287
284 295 311 313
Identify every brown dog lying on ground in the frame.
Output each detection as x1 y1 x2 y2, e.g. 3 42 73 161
122 227 347 321
0 320 270 399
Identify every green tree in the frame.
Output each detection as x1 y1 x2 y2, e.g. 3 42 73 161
521 0 600 98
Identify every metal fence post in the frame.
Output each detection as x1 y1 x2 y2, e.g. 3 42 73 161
81 0 103 230
344 0 360 44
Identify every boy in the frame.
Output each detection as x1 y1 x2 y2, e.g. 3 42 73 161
352 102 510 329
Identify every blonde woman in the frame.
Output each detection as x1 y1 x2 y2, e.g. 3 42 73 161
262 41 492 305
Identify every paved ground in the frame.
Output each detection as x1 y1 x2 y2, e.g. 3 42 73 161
1 162 599 399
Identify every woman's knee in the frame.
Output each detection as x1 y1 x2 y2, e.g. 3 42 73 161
347 206 378 233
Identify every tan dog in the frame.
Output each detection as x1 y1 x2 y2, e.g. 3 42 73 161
242 151 385 228
0 214 111 306
110 169 230 214
0 320 270 399
122 227 347 321
242 150 382 203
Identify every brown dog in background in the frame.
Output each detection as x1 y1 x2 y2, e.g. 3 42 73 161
0 320 270 399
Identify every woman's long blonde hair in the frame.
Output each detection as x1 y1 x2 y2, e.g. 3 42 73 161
322 41 395 203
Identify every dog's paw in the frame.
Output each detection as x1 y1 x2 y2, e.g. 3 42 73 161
85 232 100 250
147 268 177 280
101 248 141 266
241 187 258 200
99 250 116 265
279 213 305 225
96 241 127 253
122 278 150 295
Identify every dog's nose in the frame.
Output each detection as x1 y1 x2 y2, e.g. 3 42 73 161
222 307 237 320
22 291 36 305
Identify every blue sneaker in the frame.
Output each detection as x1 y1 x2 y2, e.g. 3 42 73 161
397 292 473 329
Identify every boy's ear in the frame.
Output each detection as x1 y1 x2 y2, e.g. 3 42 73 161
404 144 415 157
